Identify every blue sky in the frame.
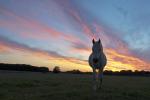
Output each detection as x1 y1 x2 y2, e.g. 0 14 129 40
0 0 150 71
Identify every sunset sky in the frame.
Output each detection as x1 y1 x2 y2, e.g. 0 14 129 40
0 0 150 72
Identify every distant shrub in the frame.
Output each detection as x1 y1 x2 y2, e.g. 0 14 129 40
53 66 61 73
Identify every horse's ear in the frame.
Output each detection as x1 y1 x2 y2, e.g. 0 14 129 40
92 39 95 44
98 38 100 43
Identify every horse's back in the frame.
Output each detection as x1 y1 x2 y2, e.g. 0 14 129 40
101 53 107 67
88 54 93 67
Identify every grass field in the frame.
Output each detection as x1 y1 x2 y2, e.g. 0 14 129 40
0 71 150 100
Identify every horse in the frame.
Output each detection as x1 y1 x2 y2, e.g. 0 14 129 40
88 38 107 90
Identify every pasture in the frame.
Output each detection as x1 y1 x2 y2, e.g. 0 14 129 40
0 71 150 100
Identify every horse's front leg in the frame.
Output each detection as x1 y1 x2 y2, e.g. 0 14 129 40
92 68 97 91
98 68 103 89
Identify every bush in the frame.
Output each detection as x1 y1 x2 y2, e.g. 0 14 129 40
53 66 61 73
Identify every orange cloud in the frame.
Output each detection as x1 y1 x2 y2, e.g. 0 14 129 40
106 48 150 71
0 37 90 71
70 43 150 71
0 44 10 53
0 4 150 72
1 36 150 72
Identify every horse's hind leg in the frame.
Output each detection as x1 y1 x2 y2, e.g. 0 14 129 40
98 68 103 89
92 68 97 91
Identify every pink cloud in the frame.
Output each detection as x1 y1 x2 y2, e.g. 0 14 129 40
0 6 88 46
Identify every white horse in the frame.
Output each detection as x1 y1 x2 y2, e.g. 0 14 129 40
89 38 107 90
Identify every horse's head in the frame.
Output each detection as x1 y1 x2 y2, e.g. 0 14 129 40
92 38 103 53
92 38 103 64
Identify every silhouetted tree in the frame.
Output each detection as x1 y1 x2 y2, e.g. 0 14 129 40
0 63 49 72
53 66 61 73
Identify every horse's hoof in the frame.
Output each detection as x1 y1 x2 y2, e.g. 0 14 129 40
98 86 102 90
93 85 97 91
98 85 102 89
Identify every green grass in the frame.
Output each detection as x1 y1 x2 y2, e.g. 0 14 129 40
0 71 150 100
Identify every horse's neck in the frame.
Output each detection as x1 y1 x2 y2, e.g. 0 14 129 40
92 50 103 55
94 49 103 53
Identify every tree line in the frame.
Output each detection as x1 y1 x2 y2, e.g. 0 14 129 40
0 63 49 72
0 64 150 76
53 66 150 76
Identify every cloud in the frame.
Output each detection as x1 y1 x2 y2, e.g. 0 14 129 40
68 10 94 38
0 6 88 48
106 48 150 71
0 35 89 67
0 6 65 38
52 1 150 71
0 35 61 58
1 32 149 71
0 0 150 71
54 0 132 56
92 23 131 55
69 42 150 71
54 0 94 39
